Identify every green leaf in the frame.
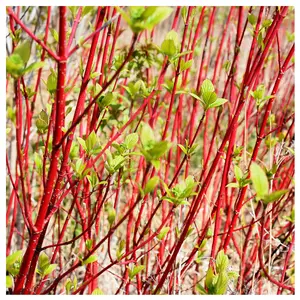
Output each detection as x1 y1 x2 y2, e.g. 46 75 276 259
14 40 31 65
23 61 45 74
215 271 228 295
65 278 72 294
262 189 288 205
226 182 240 188
248 14 256 26
124 133 139 150
82 6 94 16
43 264 57 276
161 39 177 57
140 123 155 149
262 19 272 28
6 54 25 77
201 79 215 100
86 131 98 154
180 59 193 72
107 207 116 226
6 275 13 288
161 30 179 57
86 239 93 250
196 283 207 295
189 92 202 101
47 72 57 94
157 227 170 240
205 267 215 290
142 7 173 30
144 176 160 194
87 172 99 188
83 255 98 265
38 252 50 272
216 250 229 273
128 265 145 279
250 162 269 200
99 92 114 108
178 144 188 155
148 141 170 160
68 6 78 17
149 160 159 170
50 28 59 42
92 288 104 295
116 240 125 260
118 6 172 34
90 71 101 79
234 165 243 182
208 98 228 109
6 250 22 268
77 137 87 151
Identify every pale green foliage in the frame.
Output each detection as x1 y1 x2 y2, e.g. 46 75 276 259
140 123 171 169
198 250 238 295
82 255 98 265
117 6 172 33
250 162 288 206
104 202 116 226
157 227 170 240
189 79 228 110
162 175 198 206
6 41 45 78
250 84 274 110
6 250 23 277
144 176 160 194
77 130 102 156
127 265 145 279
37 252 57 277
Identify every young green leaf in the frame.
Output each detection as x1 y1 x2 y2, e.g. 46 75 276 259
6 250 23 268
124 132 139 150
38 252 50 271
250 162 269 200
140 123 155 149
6 275 13 289
92 288 104 295
161 30 179 57
117 6 172 33
208 98 228 109
196 283 207 295
83 255 98 265
82 6 94 16
23 61 45 74
128 265 145 279
14 40 31 65
86 239 93 251
180 59 193 72
226 182 240 188
107 207 116 226
144 176 160 194
216 250 229 273
201 79 215 100
215 271 228 295
262 189 288 205
178 144 188 155
47 72 57 94
77 137 87 151
161 39 177 57
248 14 257 26
205 266 215 290
157 227 170 240
234 165 243 182
43 264 57 276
